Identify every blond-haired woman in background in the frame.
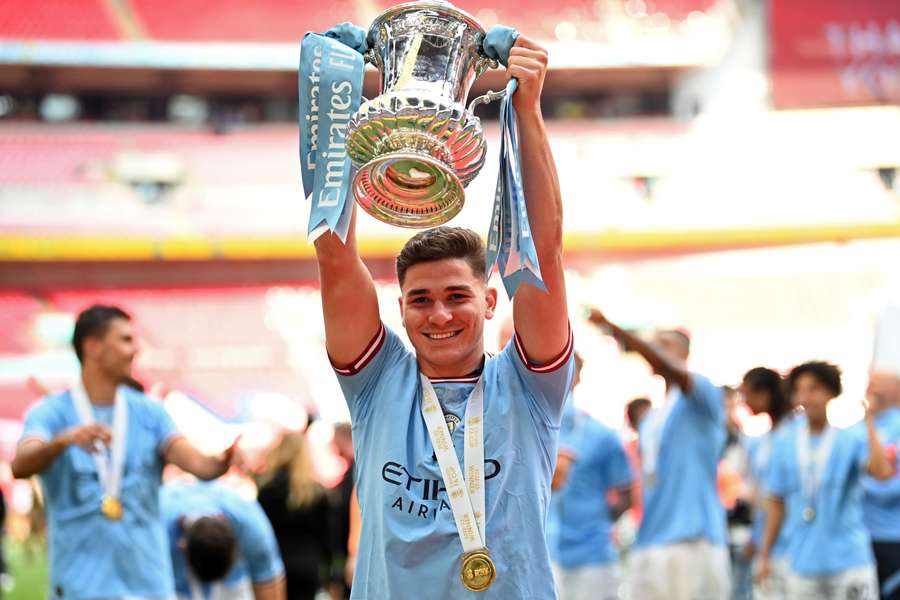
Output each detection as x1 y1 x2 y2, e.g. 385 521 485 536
257 432 334 600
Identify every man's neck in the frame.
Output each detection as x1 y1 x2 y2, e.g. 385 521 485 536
418 350 485 379
807 417 828 433
81 370 118 406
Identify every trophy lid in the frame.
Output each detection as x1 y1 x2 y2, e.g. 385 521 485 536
369 0 486 38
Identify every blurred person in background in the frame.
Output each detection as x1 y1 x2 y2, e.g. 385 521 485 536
161 480 285 600
257 432 333 600
739 367 795 600
587 308 730 600
759 361 893 599
10 304 240 600
623 397 651 530
549 353 634 600
719 386 754 600
328 423 354 600
860 369 900 600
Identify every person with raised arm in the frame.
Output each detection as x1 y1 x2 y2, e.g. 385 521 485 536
314 34 574 599
586 308 730 599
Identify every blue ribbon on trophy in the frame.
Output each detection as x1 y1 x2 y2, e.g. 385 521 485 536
299 23 367 242
298 10 545 296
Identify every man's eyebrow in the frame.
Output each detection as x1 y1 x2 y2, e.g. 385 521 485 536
445 285 474 293
406 288 430 297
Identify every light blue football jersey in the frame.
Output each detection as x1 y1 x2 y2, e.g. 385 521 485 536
767 418 874 575
161 481 284 598
333 324 575 600
634 374 727 549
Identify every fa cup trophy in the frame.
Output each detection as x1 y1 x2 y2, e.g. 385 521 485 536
346 1 504 228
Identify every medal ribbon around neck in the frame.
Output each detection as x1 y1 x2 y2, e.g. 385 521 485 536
641 386 680 485
71 382 128 514
796 417 835 519
419 374 487 554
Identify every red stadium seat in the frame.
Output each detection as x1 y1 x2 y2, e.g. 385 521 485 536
0 0 121 40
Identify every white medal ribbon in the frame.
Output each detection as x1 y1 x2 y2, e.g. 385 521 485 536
71 382 128 507
188 572 224 600
796 417 835 516
419 374 486 554
641 386 680 484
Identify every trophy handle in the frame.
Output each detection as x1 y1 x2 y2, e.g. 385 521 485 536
467 89 507 113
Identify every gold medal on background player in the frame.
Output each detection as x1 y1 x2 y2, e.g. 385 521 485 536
101 495 123 520
461 549 496 592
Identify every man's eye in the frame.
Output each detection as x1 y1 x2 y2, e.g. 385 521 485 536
450 294 468 301
411 297 430 304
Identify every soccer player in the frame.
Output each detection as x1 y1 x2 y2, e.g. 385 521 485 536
758 361 893 599
548 356 633 600
860 369 900 600
161 480 285 600
586 309 730 599
739 367 795 600
11 305 241 600
314 35 574 599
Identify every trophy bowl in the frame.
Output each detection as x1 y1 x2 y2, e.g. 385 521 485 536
346 0 498 228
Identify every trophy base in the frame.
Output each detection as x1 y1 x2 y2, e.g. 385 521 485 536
353 152 464 228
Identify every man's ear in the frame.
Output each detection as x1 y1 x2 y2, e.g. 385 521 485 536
82 336 101 362
484 287 498 320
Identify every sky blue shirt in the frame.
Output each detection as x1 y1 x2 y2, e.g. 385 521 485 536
549 411 632 568
160 481 284 598
634 374 726 549
333 324 575 600
21 387 181 600
746 417 796 559
767 419 873 575
861 406 900 542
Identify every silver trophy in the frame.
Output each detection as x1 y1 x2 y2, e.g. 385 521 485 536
346 0 504 228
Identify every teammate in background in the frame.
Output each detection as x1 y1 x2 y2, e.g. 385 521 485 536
860 370 900 600
587 308 730 600
739 367 795 600
623 397 651 529
549 355 633 600
11 305 240 600
759 361 893 599
161 480 286 600
314 34 574 599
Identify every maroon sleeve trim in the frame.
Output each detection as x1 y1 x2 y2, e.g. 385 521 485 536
330 324 386 376
513 325 574 373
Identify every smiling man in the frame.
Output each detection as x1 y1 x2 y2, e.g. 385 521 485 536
314 35 574 599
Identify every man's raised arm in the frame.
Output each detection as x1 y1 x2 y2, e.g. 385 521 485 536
314 206 381 366
507 36 569 362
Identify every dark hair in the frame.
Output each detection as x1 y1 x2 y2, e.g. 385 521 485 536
788 361 842 398
656 328 691 354
71 305 131 363
185 517 238 583
742 367 792 424
626 397 651 429
396 226 486 286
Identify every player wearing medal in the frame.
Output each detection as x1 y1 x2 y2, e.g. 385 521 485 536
758 361 893 599
11 305 241 600
160 480 286 600
314 35 574 599
586 309 730 600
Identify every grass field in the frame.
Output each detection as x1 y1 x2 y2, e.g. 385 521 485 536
3 539 48 600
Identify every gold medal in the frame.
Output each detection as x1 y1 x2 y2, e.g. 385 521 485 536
101 496 123 521
461 550 496 592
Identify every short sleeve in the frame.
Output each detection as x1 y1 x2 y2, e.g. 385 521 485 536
683 373 724 422
230 497 285 584
331 324 411 422
504 326 575 425
20 397 63 445
599 432 633 490
143 395 181 456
